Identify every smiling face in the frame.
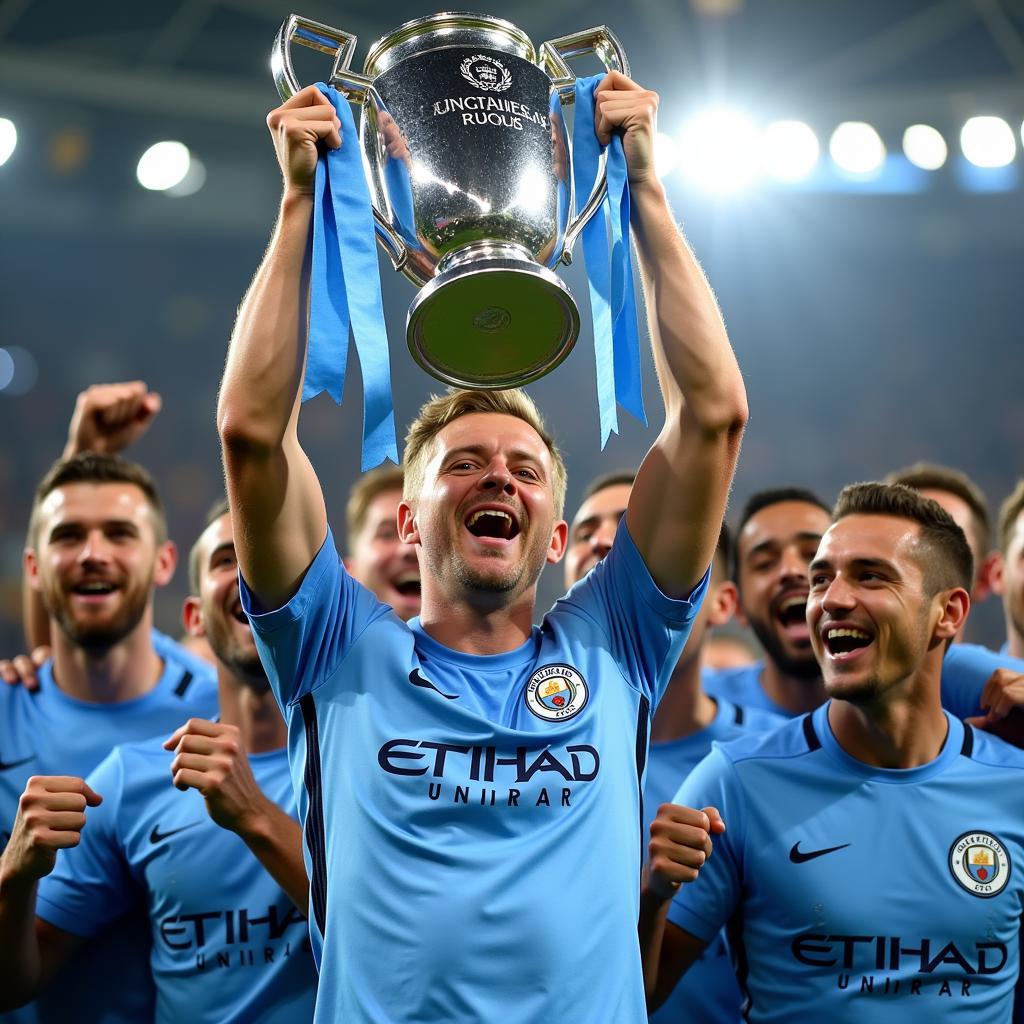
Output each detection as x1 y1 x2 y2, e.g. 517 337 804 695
186 513 267 690
564 483 631 588
400 412 566 603
26 481 175 653
808 514 948 703
347 488 421 621
998 509 1024 650
736 500 831 679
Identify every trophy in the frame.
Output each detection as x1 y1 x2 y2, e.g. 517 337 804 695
272 12 628 390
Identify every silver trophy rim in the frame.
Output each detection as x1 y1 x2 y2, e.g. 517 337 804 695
363 11 537 77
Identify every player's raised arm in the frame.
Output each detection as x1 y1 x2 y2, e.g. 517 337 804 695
217 86 340 610
594 73 748 598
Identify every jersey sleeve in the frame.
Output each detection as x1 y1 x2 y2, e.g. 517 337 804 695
941 643 1024 721
35 750 138 938
665 745 745 945
561 520 710 706
238 527 391 705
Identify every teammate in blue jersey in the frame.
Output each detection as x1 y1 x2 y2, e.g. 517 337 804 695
643 482 1024 1022
565 471 782 1024
994 481 1024 661
704 487 1024 725
0 452 217 1024
0 501 317 1023
218 72 748 1022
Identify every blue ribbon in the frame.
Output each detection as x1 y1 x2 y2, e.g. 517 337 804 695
572 76 647 447
305 83 398 470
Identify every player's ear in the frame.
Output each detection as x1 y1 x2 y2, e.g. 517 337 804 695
24 546 42 592
397 500 419 545
708 580 738 627
933 587 970 642
983 551 1004 599
182 596 205 638
546 519 568 565
153 540 178 588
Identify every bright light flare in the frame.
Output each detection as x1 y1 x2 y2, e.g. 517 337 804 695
960 116 1016 168
654 132 679 179
829 122 886 175
761 120 819 182
902 124 947 170
0 118 16 167
136 141 192 191
678 109 761 193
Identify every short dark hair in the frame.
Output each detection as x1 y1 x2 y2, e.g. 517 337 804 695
885 462 991 556
188 496 231 595
833 482 973 595
580 469 637 505
998 480 1024 555
29 452 167 547
731 487 831 581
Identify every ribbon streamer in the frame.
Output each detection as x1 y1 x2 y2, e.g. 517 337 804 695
572 76 647 447
305 83 398 470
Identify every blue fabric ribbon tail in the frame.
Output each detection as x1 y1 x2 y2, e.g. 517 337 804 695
304 82 398 470
573 76 647 447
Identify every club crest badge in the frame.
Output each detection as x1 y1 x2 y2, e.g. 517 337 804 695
460 54 512 92
949 831 1011 898
525 664 588 722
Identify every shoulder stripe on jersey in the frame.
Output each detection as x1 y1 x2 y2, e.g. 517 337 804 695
173 671 194 698
635 694 651 871
801 713 821 751
960 723 974 757
299 694 329 938
733 703 744 726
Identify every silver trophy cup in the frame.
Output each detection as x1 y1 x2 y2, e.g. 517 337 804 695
273 12 628 389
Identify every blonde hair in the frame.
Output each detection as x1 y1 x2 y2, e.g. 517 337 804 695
403 389 567 518
346 465 405 550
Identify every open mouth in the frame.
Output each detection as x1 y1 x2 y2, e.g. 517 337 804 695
774 593 810 642
392 572 421 599
71 580 118 598
465 508 520 542
823 626 874 660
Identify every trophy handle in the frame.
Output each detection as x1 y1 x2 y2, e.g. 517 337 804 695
540 27 630 260
271 15 408 271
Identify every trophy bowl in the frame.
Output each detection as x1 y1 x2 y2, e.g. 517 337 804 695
273 12 628 390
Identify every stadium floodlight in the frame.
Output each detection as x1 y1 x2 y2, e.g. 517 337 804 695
902 124 947 170
960 116 1016 168
761 120 819 182
654 131 679 179
0 118 16 167
678 108 761 193
829 122 886 175
137 141 192 191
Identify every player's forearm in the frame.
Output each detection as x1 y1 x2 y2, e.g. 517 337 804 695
638 881 672 1006
0 870 44 1007
630 180 747 435
235 802 310 913
218 193 314 456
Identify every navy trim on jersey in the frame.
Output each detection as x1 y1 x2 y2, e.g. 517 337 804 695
173 670 194 698
299 694 328 937
635 694 651 870
801 713 820 751
733 703 745 726
960 722 974 757
727 903 752 1022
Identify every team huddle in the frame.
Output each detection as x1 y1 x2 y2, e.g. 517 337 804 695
1 72 1023 1024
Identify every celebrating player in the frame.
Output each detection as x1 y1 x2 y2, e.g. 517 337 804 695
217 72 746 1020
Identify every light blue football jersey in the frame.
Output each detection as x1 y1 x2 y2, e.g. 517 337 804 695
0 648 217 1024
645 697 783 1024
703 644 1024 723
36 739 317 1024
667 703 1024 1022
240 524 708 1023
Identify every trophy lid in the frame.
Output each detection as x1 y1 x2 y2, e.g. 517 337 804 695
364 12 536 77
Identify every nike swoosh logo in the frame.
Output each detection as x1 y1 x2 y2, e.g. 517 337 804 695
409 670 459 700
0 755 34 772
790 841 851 863
150 822 203 844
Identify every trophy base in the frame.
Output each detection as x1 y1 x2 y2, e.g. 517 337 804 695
406 249 580 391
